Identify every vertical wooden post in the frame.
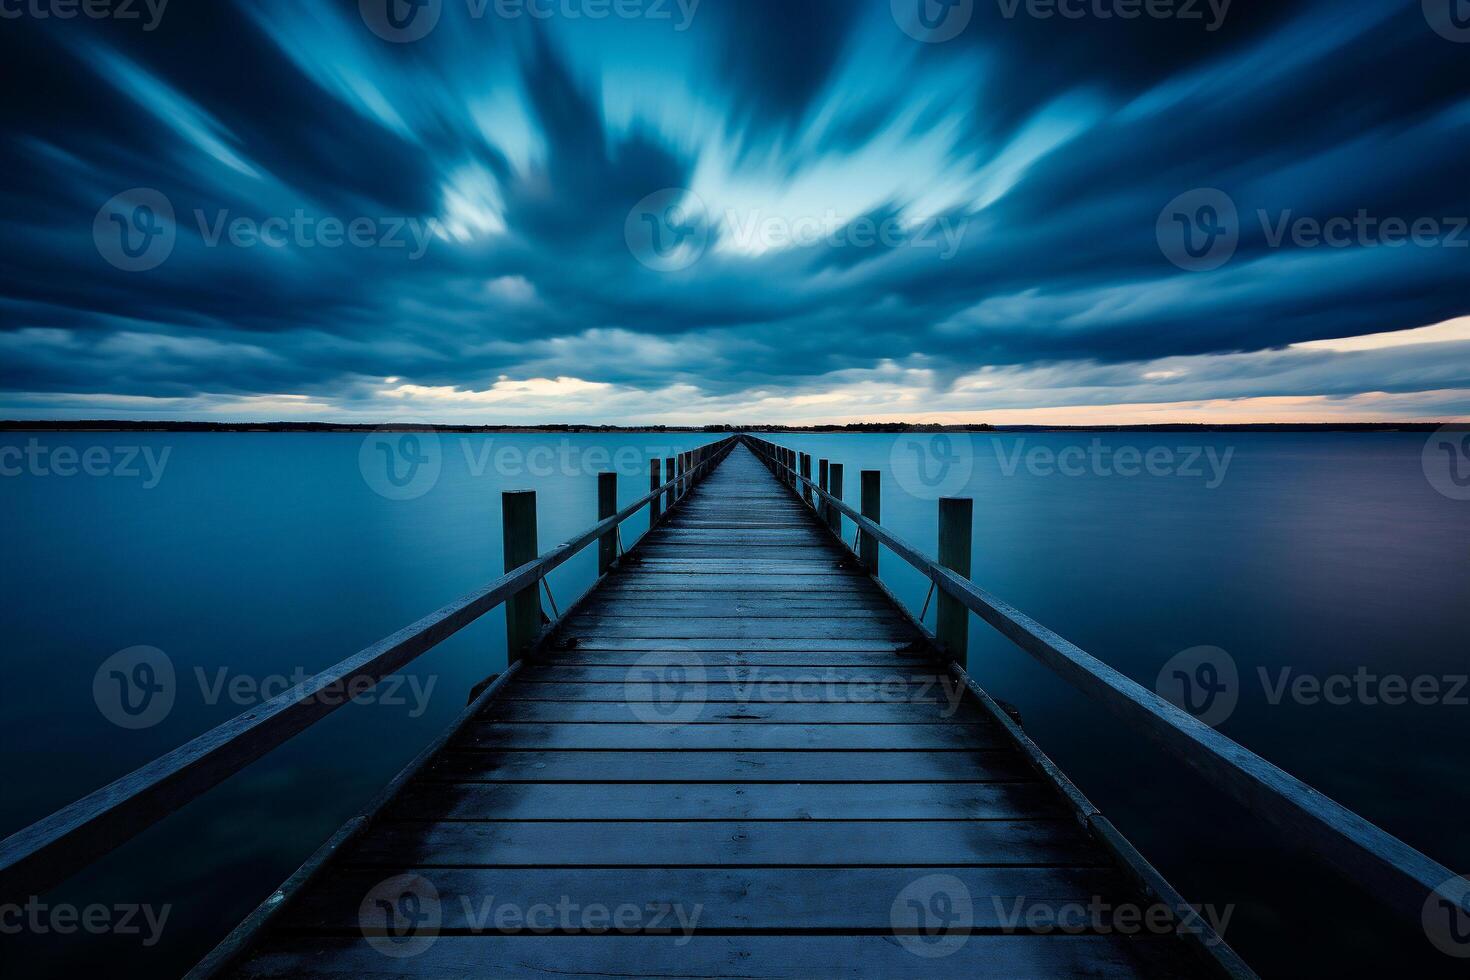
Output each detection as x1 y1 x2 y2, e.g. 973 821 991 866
818 459 830 523
597 472 617 577
859 470 880 575
827 464 844 535
936 497 973 667
665 456 676 511
650 459 662 528
679 452 689 496
800 454 812 505
502 490 541 663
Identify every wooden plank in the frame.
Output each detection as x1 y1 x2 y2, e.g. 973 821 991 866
279 866 1116 930
342 819 1101 867
234 934 1197 979
386 781 1063 821
553 638 913 651
475 701 982 724
453 723 999 751
517 665 944 683
548 652 937 668
423 750 1035 783
496 682 954 702
563 622 913 639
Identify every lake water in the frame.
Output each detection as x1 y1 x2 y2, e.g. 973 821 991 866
2 430 1467 977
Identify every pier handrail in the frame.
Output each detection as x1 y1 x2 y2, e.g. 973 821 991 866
0 435 736 902
741 435 1457 927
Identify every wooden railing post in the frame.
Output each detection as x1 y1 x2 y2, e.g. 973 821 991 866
818 459 830 523
665 456 676 511
827 463 844 536
678 452 688 497
597 472 618 576
859 470 880 575
650 459 663 528
800 453 812 505
502 490 542 663
936 497 973 667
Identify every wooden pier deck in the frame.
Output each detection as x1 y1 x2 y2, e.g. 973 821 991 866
219 444 1217 978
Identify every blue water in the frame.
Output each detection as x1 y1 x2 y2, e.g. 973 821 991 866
0 430 717 977
2 430 1466 976
779 430 1470 976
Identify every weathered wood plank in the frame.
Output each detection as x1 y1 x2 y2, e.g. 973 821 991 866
454 723 1000 751
422 750 1035 783
234 934 1197 979
494 682 961 703
475 701 981 724
279 866 1115 930
516 665 943 684
342 819 1100 867
385 781 1062 821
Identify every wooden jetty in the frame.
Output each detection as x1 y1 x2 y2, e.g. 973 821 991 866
0 436 1461 978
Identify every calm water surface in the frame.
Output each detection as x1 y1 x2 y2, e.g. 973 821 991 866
1 430 1466 977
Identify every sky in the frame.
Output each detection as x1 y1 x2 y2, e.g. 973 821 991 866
1 0 1468 424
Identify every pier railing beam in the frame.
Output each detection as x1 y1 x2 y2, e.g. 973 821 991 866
597 472 617 576
650 459 663 528
860 470 880 575
502 490 542 663
936 496 973 667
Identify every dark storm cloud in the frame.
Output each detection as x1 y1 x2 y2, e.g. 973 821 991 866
0 0 1466 418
